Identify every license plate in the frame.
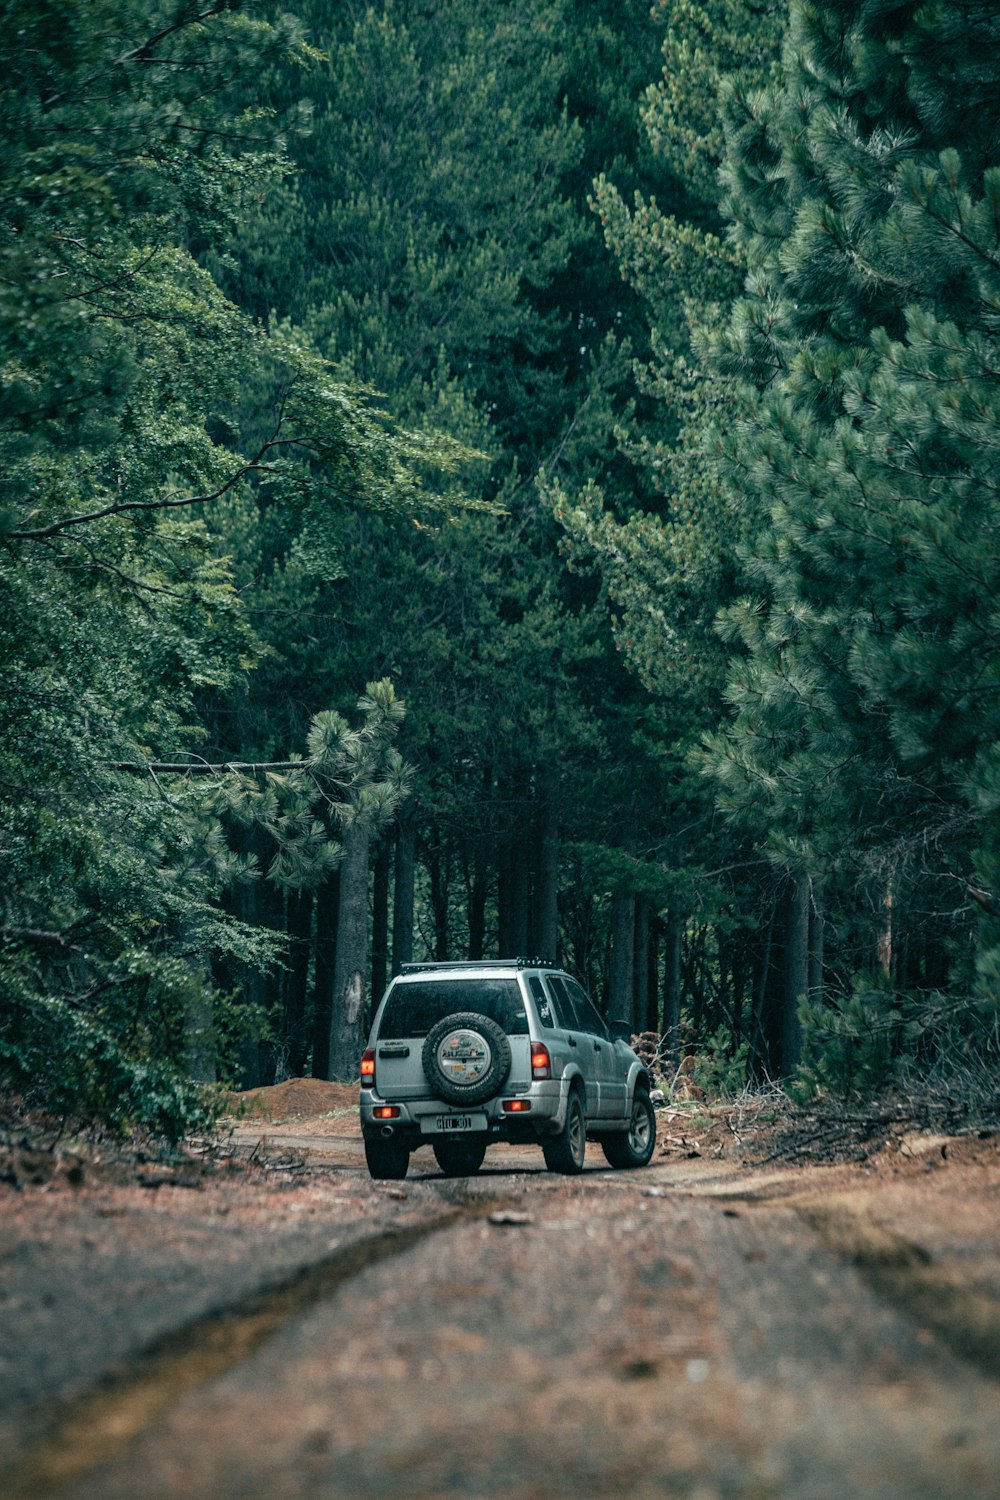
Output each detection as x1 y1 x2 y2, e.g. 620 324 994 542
421 1113 486 1135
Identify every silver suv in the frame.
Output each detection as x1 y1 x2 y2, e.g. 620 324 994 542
359 958 656 1179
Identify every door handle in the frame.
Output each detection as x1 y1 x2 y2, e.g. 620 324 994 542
567 1036 577 1047
593 1041 601 1052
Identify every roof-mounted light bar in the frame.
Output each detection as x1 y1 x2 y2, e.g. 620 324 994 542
399 956 557 974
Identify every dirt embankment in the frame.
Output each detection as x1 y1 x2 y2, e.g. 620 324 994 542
228 1077 360 1122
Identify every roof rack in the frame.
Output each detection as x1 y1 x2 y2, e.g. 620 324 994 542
399 956 557 974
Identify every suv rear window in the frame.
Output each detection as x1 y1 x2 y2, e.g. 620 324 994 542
377 978 529 1038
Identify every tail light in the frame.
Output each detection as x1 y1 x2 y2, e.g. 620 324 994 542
503 1098 531 1113
360 1048 376 1088
531 1042 552 1079
372 1105 400 1119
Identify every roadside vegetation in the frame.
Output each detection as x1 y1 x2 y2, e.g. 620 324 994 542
2 0 998 1140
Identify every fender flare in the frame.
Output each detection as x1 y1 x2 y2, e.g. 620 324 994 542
554 1065 588 1128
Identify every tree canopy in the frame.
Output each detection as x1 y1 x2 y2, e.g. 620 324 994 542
2 0 997 1131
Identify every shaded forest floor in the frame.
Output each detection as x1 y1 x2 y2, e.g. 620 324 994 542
2 1075 998 1191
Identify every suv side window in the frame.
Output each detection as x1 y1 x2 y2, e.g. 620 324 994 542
527 975 556 1029
563 979 609 1040
544 974 582 1032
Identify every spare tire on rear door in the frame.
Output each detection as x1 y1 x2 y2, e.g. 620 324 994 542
421 1011 512 1106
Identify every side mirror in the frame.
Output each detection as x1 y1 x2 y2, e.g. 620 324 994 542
609 1019 631 1042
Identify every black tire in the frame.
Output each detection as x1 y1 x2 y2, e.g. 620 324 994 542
421 1012 512 1106
601 1089 656 1170
542 1090 586 1175
364 1137 410 1180
432 1136 488 1177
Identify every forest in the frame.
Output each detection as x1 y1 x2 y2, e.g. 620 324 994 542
1 0 998 1136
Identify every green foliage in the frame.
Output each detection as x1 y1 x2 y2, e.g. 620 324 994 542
545 0 784 994
0 2 441 1132
197 0 692 1003
222 0 591 457
705 0 1000 966
0 975 225 1142
573 0 783 650
686 0 1000 1085
13 0 996 1121
680 1032 751 1101
792 981 1000 1106
791 978 920 1101
641 0 783 211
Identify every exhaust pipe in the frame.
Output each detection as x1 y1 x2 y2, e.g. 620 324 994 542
380 1124 395 1138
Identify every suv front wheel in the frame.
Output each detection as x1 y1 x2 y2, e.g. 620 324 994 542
542 1090 586 1175
601 1089 656 1169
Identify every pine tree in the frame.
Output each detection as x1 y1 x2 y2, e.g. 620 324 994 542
204 0 689 1042
549 0 787 1069
704 0 1000 1071
0 2 445 1125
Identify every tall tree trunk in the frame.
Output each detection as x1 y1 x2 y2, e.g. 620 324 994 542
877 880 894 978
663 914 683 1066
467 838 488 961
730 932 748 1049
183 963 216 1084
371 837 390 1010
688 925 708 1037
467 766 492 961
329 820 371 1081
310 871 339 1080
391 818 415 975
512 851 529 957
609 888 635 1028
232 828 282 1088
782 874 809 1075
633 897 650 1034
645 914 661 1033
533 802 559 963
497 844 514 957
498 841 529 957
428 827 449 961
808 876 825 1007
751 893 778 1080
284 888 313 1077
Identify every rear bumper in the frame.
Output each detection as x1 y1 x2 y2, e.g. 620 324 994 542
360 1081 564 1143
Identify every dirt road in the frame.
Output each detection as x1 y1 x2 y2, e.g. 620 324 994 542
2 1088 999 1500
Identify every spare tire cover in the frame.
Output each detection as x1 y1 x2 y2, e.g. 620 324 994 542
422 1011 513 1106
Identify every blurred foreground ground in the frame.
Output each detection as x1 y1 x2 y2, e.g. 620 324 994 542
1 1083 998 1499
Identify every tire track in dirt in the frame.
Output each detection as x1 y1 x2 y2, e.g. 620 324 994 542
26 1172 1000 1500
792 1190 1000 1381
6 1108 999 1500
5 1199 513 1500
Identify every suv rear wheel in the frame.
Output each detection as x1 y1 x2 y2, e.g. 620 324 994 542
432 1136 488 1177
601 1089 655 1169
542 1090 586 1175
364 1137 410 1180
421 1012 512 1106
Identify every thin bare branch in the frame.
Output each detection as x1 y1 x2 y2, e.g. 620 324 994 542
112 759 308 775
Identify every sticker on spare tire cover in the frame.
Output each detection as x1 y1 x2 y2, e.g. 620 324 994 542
439 1030 490 1081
